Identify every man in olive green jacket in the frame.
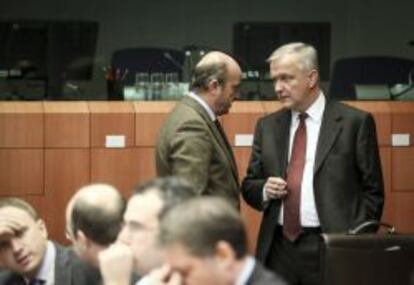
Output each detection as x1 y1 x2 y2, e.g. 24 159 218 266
155 51 242 209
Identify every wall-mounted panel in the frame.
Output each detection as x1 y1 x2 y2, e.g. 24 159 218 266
89 102 135 147
134 102 175 146
0 102 44 148
44 102 90 148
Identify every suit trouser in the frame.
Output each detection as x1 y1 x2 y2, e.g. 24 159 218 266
266 226 323 285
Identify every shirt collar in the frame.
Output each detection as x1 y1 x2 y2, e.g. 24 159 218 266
235 256 256 285
292 91 326 123
187 91 217 122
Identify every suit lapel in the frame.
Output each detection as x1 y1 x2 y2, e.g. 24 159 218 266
314 101 343 174
182 96 239 183
54 244 72 285
272 110 291 178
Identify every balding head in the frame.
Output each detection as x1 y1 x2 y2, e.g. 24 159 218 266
66 183 126 246
191 51 241 92
190 51 242 116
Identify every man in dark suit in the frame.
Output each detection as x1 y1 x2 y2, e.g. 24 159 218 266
0 197 100 285
158 197 287 285
155 51 241 209
241 42 384 285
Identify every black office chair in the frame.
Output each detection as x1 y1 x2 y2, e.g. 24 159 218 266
110 47 185 86
328 56 414 100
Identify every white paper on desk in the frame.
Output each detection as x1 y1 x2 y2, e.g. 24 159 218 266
234 134 254 147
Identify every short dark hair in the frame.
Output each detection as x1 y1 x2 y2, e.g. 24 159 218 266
159 197 247 259
134 176 196 218
0 197 39 220
71 193 126 246
190 61 228 91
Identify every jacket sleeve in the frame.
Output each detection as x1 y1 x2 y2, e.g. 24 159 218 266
354 113 385 226
241 118 267 211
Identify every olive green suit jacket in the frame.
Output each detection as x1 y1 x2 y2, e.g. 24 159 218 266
155 95 240 209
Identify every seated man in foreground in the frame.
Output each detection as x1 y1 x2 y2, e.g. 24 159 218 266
158 197 288 285
0 197 99 285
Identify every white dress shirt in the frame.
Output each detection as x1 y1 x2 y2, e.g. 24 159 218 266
277 92 326 227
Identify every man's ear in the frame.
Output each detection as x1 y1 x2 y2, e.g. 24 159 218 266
214 240 236 268
77 230 92 249
308 69 319 89
207 78 221 94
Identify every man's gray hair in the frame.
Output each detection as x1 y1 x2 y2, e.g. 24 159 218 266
267 42 319 72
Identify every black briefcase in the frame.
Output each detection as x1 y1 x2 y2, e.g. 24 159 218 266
321 222 414 285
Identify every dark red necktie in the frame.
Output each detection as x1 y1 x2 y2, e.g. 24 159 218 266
283 113 308 241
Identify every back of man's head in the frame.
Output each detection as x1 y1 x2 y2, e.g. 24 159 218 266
159 196 247 259
133 176 196 218
69 183 126 246
190 51 241 92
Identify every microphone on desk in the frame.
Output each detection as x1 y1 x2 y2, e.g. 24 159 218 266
163 51 194 83
163 52 184 71
390 68 414 99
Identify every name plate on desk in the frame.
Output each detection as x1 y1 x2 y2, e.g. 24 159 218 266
235 134 254 146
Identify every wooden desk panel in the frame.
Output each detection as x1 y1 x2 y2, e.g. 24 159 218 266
379 147 392 194
136 147 157 184
262 101 283 114
386 193 414 232
89 102 135 147
391 148 414 192
91 148 141 195
222 102 264 147
233 147 262 253
44 149 90 243
0 149 43 196
344 101 392 146
44 102 90 148
134 102 176 146
0 102 44 148
390 102 414 138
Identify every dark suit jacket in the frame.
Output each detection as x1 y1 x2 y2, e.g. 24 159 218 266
246 261 287 285
0 243 101 285
156 95 240 208
241 100 384 262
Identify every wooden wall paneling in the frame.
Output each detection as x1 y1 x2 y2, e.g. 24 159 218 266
379 147 393 224
89 102 135 147
44 149 90 244
390 102 414 192
391 148 414 191
344 101 391 146
386 193 414 232
222 102 264 147
261 101 283 115
0 149 44 196
233 147 262 254
134 102 176 146
44 102 90 148
136 147 157 184
390 102 414 136
0 102 44 148
90 148 141 197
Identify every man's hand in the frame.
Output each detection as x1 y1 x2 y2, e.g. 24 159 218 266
0 213 23 241
264 177 288 200
99 243 133 285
